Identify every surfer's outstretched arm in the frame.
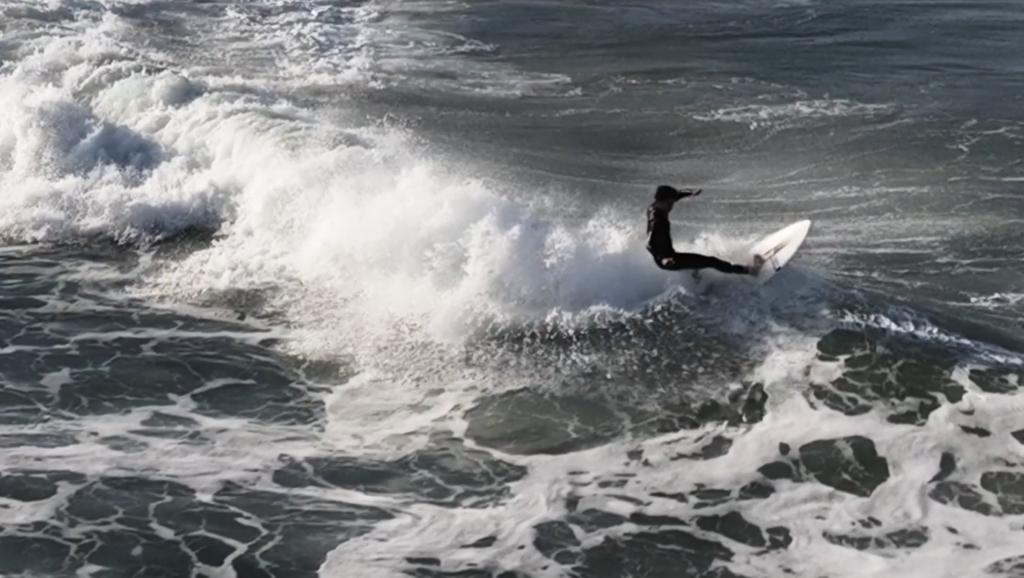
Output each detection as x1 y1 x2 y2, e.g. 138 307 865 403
665 186 701 200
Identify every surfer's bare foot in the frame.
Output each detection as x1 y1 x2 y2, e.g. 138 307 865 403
750 255 765 275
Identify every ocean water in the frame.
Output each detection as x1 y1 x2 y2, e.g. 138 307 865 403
2 0 1024 576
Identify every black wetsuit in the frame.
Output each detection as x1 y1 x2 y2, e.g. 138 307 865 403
646 203 747 274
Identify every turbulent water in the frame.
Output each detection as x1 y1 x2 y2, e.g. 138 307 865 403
2 0 1024 576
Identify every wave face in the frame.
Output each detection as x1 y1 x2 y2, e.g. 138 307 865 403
3 1 1024 577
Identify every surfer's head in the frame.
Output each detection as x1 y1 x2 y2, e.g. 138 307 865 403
654 185 683 202
654 185 684 209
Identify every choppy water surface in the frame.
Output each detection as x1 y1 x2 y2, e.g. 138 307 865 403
3 1 1024 577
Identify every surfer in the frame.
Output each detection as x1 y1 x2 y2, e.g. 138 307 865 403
646 185 760 275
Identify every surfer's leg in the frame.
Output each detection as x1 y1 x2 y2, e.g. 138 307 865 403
667 252 749 274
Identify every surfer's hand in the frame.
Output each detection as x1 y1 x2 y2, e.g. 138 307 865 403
660 257 675 267
678 188 702 198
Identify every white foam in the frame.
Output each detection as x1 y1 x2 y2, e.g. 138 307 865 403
0 3 785 486
970 292 1024 308
321 371 473 456
837 308 1024 366
0 19 231 244
695 99 895 130
216 0 571 96
318 348 1024 578
0 0 775 364
11 5 1024 578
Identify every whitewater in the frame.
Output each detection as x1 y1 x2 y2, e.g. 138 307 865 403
2 1 1024 577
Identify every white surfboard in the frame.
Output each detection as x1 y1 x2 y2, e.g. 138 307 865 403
748 219 811 282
